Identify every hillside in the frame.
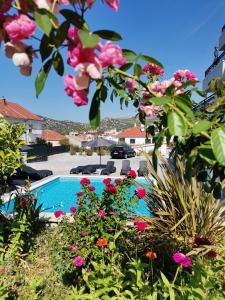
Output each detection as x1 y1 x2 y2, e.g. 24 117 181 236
40 116 138 135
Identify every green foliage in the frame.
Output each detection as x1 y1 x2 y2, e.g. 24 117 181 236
85 148 93 156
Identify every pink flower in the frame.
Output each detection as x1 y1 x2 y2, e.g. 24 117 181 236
103 178 111 185
135 187 147 199
109 211 115 216
73 256 84 267
173 70 185 81
64 74 88 106
70 206 76 213
142 63 164 77
139 104 159 117
126 78 138 94
134 221 148 231
54 210 64 218
67 44 96 68
69 243 78 252
184 69 198 81
98 41 126 67
81 231 88 237
172 252 192 268
104 0 119 11
127 170 137 179
76 191 84 197
80 178 91 186
98 210 106 218
4 14 36 42
88 186 95 191
114 178 122 184
105 184 117 194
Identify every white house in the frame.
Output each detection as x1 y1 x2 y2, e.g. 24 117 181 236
0 98 43 144
116 126 167 155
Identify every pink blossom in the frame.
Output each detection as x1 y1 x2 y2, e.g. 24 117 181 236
126 78 138 94
172 252 192 268
68 44 96 68
135 187 147 199
139 105 159 117
54 210 64 218
81 231 88 237
4 14 36 42
64 74 89 106
109 211 115 215
173 69 185 81
98 41 126 67
150 81 166 97
70 206 76 213
142 63 164 77
173 69 197 82
73 256 84 267
80 177 91 185
104 0 119 11
134 221 148 231
98 210 106 218
105 184 118 194
88 186 95 191
184 69 198 81
69 243 78 252
68 27 80 44
127 170 137 179
114 178 122 184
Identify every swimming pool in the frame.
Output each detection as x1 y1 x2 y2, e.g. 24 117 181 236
3 176 151 216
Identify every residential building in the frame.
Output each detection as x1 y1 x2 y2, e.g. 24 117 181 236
42 129 65 146
0 97 43 144
116 126 167 155
203 24 225 92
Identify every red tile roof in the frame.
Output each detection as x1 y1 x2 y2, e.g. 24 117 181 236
117 127 146 138
0 98 42 121
42 130 65 141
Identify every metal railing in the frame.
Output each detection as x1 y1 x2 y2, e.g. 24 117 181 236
205 51 225 77
193 93 215 111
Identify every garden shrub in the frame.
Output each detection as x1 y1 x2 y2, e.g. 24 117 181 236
85 148 93 156
70 145 80 155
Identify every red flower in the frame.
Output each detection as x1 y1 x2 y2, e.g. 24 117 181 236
114 178 122 184
76 191 84 197
54 210 64 218
195 237 211 246
127 170 137 179
70 206 76 213
103 178 111 185
134 221 148 231
88 186 95 191
80 178 91 186
135 187 147 199
96 238 108 247
105 184 117 194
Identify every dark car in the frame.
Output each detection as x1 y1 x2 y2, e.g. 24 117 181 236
111 146 136 159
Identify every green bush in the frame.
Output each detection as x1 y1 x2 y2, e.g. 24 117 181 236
70 145 80 155
85 148 93 156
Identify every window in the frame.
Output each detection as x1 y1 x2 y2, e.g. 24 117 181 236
130 139 136 144
145 138 152 144
119 138 125 142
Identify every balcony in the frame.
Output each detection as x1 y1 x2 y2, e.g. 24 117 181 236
219 25 225 51
203 52 225 92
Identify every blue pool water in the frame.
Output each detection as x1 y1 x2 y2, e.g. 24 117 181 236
4 177 151 216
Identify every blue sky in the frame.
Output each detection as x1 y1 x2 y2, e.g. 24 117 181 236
0 0 225 122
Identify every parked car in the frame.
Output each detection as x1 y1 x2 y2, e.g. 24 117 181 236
111 146 136 159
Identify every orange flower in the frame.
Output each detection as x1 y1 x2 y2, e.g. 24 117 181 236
96 238 108 247
146 251 157 260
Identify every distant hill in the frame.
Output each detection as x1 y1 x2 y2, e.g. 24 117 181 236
40 116 139 135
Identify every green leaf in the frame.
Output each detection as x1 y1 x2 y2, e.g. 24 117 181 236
107 78 128 99
122 49 137 62
52 51 64 76
150 96 171 105
139 54 164 68
34 10 52 36
99 85 108 102
93 30 122 41
119 63 133 71
60 9 89 30
55 21 70 47
160 272 170 288
134 63 142 78
40 34 53 62
78 29 99 48
193 120 211 134
198 145 216 165
35 59 52 98
89 91 101 129
211 128 225 166
168 111 186 136
174 98 195 122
